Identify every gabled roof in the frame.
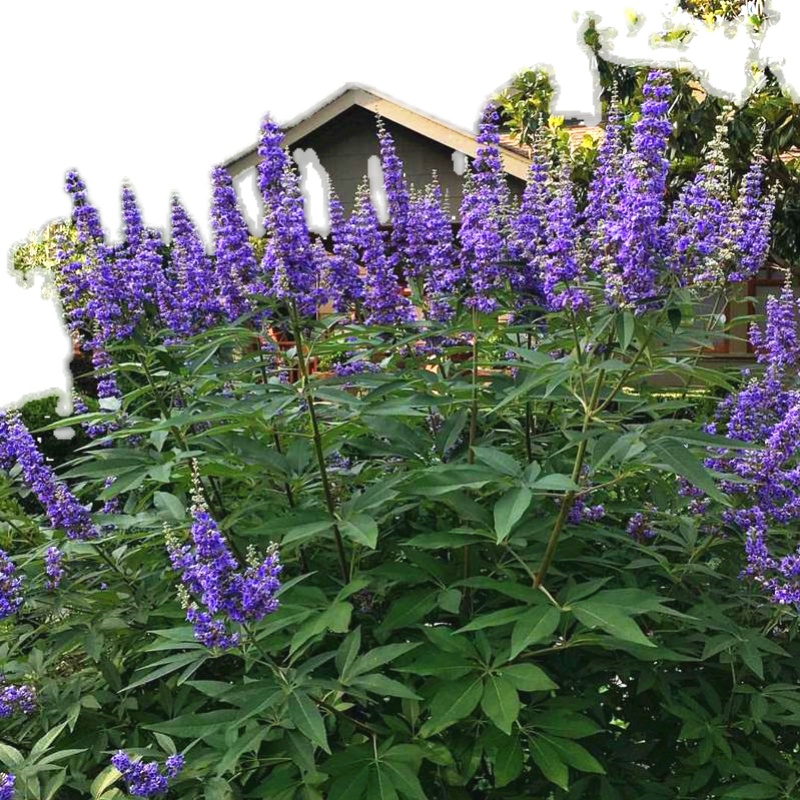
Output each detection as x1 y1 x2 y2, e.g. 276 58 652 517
224 84 534 181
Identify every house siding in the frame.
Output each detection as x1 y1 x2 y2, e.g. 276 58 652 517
290 105 524 218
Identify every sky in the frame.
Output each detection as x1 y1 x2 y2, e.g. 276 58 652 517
1 0 798 411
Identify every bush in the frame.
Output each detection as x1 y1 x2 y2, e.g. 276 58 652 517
0 71 795 800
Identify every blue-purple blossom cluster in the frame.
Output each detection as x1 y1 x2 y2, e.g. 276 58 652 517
0 413 97 540
53 78 771 379
166 467 282 648
0 680 36 718
110 751 184 798
0 550 23 620
0 772 13 800
44 546 64 591
703 274 800 605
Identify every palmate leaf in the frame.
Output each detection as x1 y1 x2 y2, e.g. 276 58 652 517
494 486 534 542
510 605 561 658
347 642 420 681
530 737 569 790
287 691 331 753
570 599 656 648
420 675 484 736
481 674 521 734
646 439 729 505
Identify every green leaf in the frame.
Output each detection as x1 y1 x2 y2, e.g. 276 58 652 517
530 474 579 492
510 606 561 659
530 737 569 790
379 590 437 634
335 627 361 679
0 744 24 768
494 487 533 542
407 465 498 496
533 711 601 739
348 643 420 681
368 763 399 800
571 600 655 648
395 650 474 681
546 736 605 774
153 491 186 522
457 606 527 633
405 530 484 550
30 722 67 760
500 664 557 692
91 766 121 799
123 652 208 691
354 674 421 700
204 777 234 800
617 310 636 351
341 514 379 549
421 676 483 736
472 446 521 477
288 692 330 754
492 734 523 787
647 440 729 505
383 761 428 800
721 785 780 799
481 674 520 734
146 708 253 738
437 588 462 614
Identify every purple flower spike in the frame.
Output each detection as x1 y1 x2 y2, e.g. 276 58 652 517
111 751 184 797
0 772 14 800
457 103 509 313
0 550 23 620
166 463 282 649
350 179 413 326
44 546 64 591
210 165 258 322
0 413 98 540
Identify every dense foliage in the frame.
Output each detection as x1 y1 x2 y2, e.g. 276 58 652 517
1 70 798 800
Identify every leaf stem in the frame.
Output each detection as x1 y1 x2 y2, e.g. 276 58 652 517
290 303 349 584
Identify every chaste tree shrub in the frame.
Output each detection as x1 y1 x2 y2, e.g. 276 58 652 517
0 70 798 799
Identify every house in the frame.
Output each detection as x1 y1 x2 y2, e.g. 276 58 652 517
223 84 779 365
224 84 548 219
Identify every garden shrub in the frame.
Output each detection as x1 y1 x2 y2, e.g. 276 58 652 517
0 70 798 800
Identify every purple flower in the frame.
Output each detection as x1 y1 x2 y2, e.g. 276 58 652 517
210 166 258 322
0 413 98 540
405 176 457 320
261 162 325 318
748 275 800 374
322 192 365 314
164 754 184 779
457 104 509 313
121 183 145 252
663 113 737 288
111 751 183 798
166 466 282 649
349 180 413 326
0 772 14 800
731 132 774 282
583 87 626 262
0 550 23 620
257 114 289 217
510 127 549 305
65 170 104 244
44 546 64 591
602 71 673 310
626 511 655 542
540 162 588 312
377 119 413 278
0 681 36 718
165 197 219 337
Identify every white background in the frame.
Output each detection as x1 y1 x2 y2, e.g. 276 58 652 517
1 0 798 412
